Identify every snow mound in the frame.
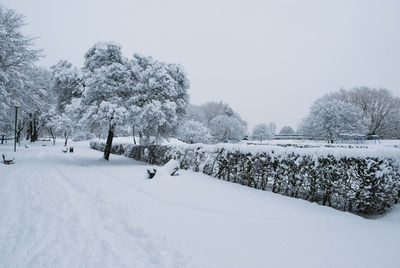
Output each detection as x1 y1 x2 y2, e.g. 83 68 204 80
154 160 180 178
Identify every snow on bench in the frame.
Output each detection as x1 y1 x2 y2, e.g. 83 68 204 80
2 154 15 165
147 160 179 179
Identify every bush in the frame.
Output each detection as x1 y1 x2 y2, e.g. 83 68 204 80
90 141 400 215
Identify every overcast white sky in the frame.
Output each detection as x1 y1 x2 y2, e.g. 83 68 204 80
3 0 400 131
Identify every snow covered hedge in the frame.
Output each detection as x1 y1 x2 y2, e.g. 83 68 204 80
90 141 400 215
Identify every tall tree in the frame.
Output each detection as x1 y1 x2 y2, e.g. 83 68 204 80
127 53 189 144
78 42 130 160
23 66 54 142
0 6 41 138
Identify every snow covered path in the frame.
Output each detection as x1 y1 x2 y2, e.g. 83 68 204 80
1 141 400 268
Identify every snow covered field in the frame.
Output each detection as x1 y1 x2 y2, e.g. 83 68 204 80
1 141 400 268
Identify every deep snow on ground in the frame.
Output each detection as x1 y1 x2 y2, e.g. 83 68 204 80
1 140 400 268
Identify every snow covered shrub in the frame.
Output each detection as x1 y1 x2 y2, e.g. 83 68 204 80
90 141 400 215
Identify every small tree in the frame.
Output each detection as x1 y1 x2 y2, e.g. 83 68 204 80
268 122 277 136
251 124 273 141
279 126 295 135
58 113 76 147
42 109 59 145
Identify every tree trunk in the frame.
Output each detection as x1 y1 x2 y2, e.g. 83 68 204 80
104 124 115 161
49 129 56 145
17 127 24 146
16 131 21 145
64 132 69 147
1 135 4 144
132 126 136 145
31 115 38 142
16 121 24 146
27 114 33 141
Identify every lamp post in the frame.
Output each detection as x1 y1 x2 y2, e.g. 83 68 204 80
14 104 20 152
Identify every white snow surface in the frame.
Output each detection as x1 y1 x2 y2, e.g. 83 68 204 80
1 140 400 268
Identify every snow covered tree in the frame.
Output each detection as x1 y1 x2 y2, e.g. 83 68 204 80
299 97 368 143
177 120 211 144
73 42 130 160
209 115 246 142
251 123 273 141
0 6 41 139
200 101 246 127
127 53 189 144
65 98 104 140
62 43 189 156
58 112 78 147
200 101 235 124
50 60 82 113
41 109 60 145
189 101 248 143
131 100 179 144
23 66 54 142
383 112 400 139
329 87 400 138
279 126 295 135
183 104 207 124
267 122 277 136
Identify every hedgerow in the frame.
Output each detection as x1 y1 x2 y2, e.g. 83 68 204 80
90 141 400 215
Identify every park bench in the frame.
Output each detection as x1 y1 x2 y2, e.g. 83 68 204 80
2 154 15 165
147 168 157 179
62 147 74 153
